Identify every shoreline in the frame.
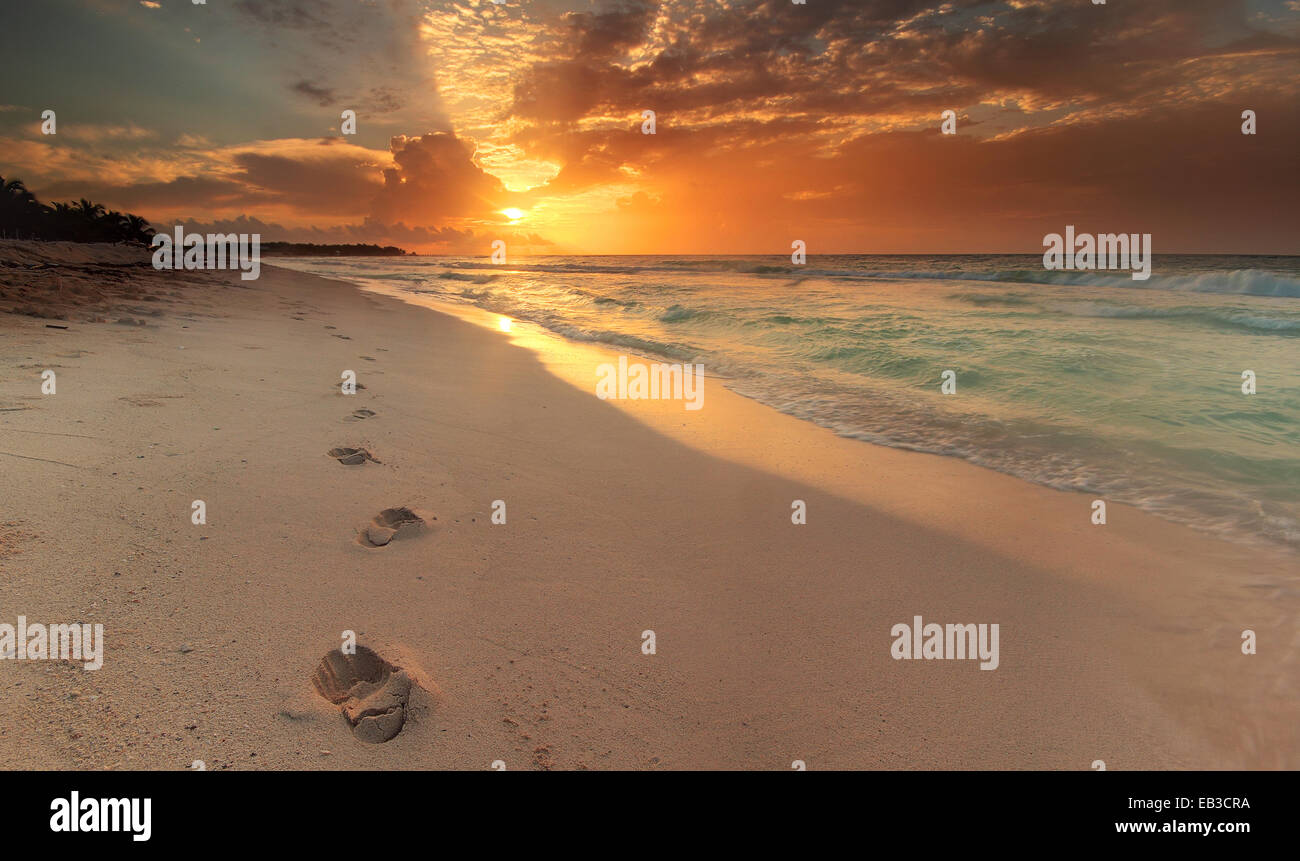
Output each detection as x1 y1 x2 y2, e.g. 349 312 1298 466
1 248 1295 769
338 270 1300 558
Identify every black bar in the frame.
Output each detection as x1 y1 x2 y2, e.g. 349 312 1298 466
5 771 1282 847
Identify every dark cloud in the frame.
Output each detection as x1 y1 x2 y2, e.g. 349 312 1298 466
233 150 381 214
41 176 266 212
565 0 657 61
371 132 508 224
556 95 1299 252
291 80 336 106
233 0 334 32
511 0 1298 123
28 138 386 220
24 130 511 243
491 0 1300 250
366 87 404 115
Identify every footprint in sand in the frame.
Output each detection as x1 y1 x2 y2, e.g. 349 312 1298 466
328 446 380 465
311 646 414 743
357 506 432 548
348 409 376 420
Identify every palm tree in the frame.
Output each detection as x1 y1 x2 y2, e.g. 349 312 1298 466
0 175 158 243
3 176 33 201
119 213 156 244
45 201 77 240
0 176 39 238
74 198 105 218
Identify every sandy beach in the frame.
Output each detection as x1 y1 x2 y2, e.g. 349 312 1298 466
0 242 1295 770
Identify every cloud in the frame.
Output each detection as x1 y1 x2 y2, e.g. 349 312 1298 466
479 0 1300 251
2 136 388 222
5 0 1298 252
291 80 337 107
61 123 157 143
3 128 519 247
371 132 509 225
232 0 335 33
229 0 444 130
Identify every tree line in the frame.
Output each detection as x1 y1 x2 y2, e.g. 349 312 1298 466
262 242 410 257
0 175 156 244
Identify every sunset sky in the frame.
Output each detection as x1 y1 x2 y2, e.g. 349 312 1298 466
1 0 1297 254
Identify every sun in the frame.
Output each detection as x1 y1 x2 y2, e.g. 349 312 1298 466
501 208 525 221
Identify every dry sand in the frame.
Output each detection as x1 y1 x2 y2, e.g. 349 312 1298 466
0 241 1295 770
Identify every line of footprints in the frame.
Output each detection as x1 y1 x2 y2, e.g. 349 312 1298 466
180 358 1267 765
309 366 434 745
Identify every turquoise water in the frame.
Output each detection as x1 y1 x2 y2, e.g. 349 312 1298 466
275 254 1300 550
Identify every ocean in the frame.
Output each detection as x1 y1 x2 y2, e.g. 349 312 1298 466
273 254 1300 550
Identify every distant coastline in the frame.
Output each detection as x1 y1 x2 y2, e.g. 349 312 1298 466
261 242 412 257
